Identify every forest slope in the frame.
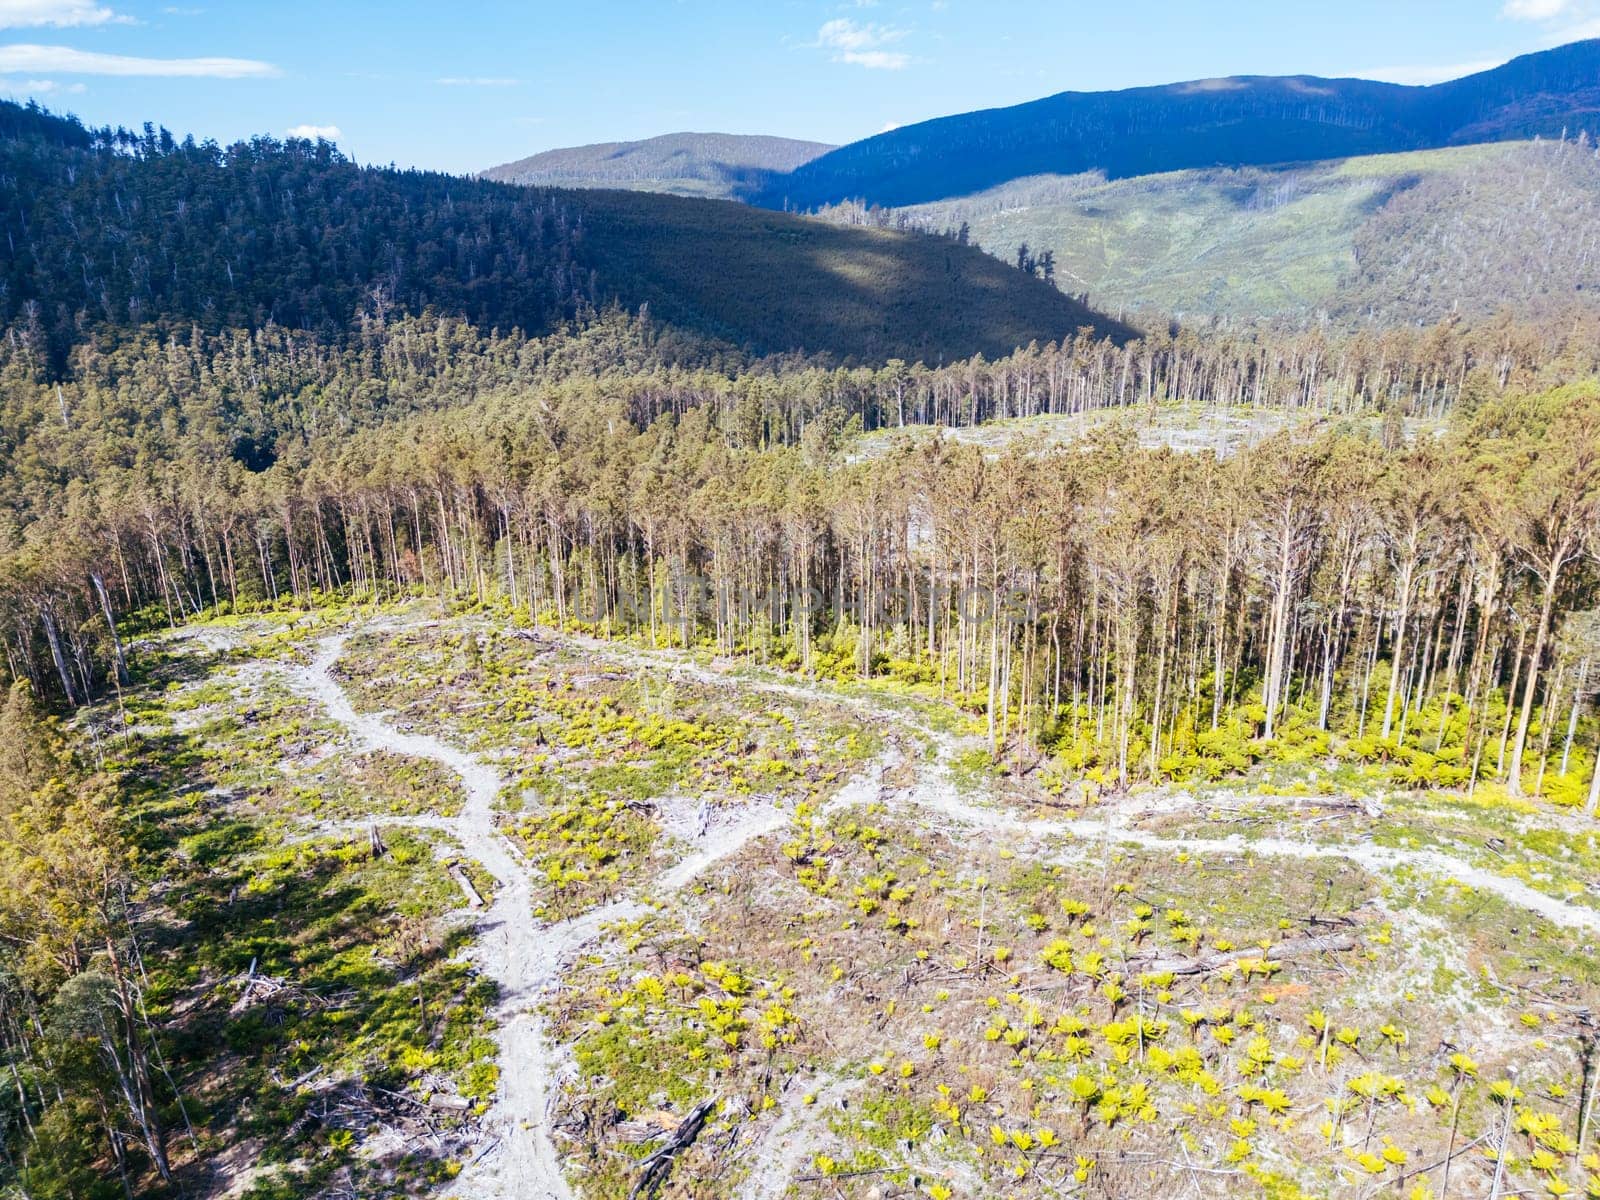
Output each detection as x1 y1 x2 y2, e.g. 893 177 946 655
884 137 1600 322
570 188 1126 363
480 131 834 199
758 39 1600 209
0 101 1118 369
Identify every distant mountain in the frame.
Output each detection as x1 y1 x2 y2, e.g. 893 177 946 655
0 101 1122 369
482 132 834 199
885 136 1600 325
755 40 1600 210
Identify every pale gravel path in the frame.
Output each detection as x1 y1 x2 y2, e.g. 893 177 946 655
895 783 1600 935
289 637 570 1200
286 632 893 1199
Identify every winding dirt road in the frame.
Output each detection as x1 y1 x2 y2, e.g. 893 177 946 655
574 638 1600 936
285 626 1597 1200
291 638 570 1199
287 634 891 1199
880 779 1600 935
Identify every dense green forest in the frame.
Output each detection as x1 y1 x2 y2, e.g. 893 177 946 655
0 103 585 365
1 100 1111 370
757 39 1600 209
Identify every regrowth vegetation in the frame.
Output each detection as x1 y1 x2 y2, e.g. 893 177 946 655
866 137 1600 325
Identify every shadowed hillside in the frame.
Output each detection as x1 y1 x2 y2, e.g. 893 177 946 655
570 188 1128 362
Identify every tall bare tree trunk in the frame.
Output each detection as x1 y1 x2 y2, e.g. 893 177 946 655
1509 568 1561 794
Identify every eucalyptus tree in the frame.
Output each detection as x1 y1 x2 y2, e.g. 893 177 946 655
1469 388 1600 793
1245 434 1333 740
1375 443 1454 740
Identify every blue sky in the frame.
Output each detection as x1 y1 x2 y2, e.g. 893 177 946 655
2 0 1598 174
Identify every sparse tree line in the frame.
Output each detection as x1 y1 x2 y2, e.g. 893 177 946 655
2 307 1597 809
4 299 1599 522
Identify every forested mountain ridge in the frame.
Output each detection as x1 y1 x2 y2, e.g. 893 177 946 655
0 103 587 366
480 131 834 199
756 39 1600 209
0 101 1117 370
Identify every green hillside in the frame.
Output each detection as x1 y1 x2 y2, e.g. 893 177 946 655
892 138 1600 322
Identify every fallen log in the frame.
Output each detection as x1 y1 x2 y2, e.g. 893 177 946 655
1274 794 1383 818
628 1098 717 1200
228 972 290 1014
448 862 485 908
284 1064 325 1091
571 671 628 687
1131 933 1358 978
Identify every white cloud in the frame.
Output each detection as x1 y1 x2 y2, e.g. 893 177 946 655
814 17 912 69
1503 0 1573 18
816 17 898 51
286 123 340 139
840 49 910 68
435 76 522 86
0 0 127 28
1498 0 1600 45
0 75 85 92
1361 59 1505 85
0 43 278 76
